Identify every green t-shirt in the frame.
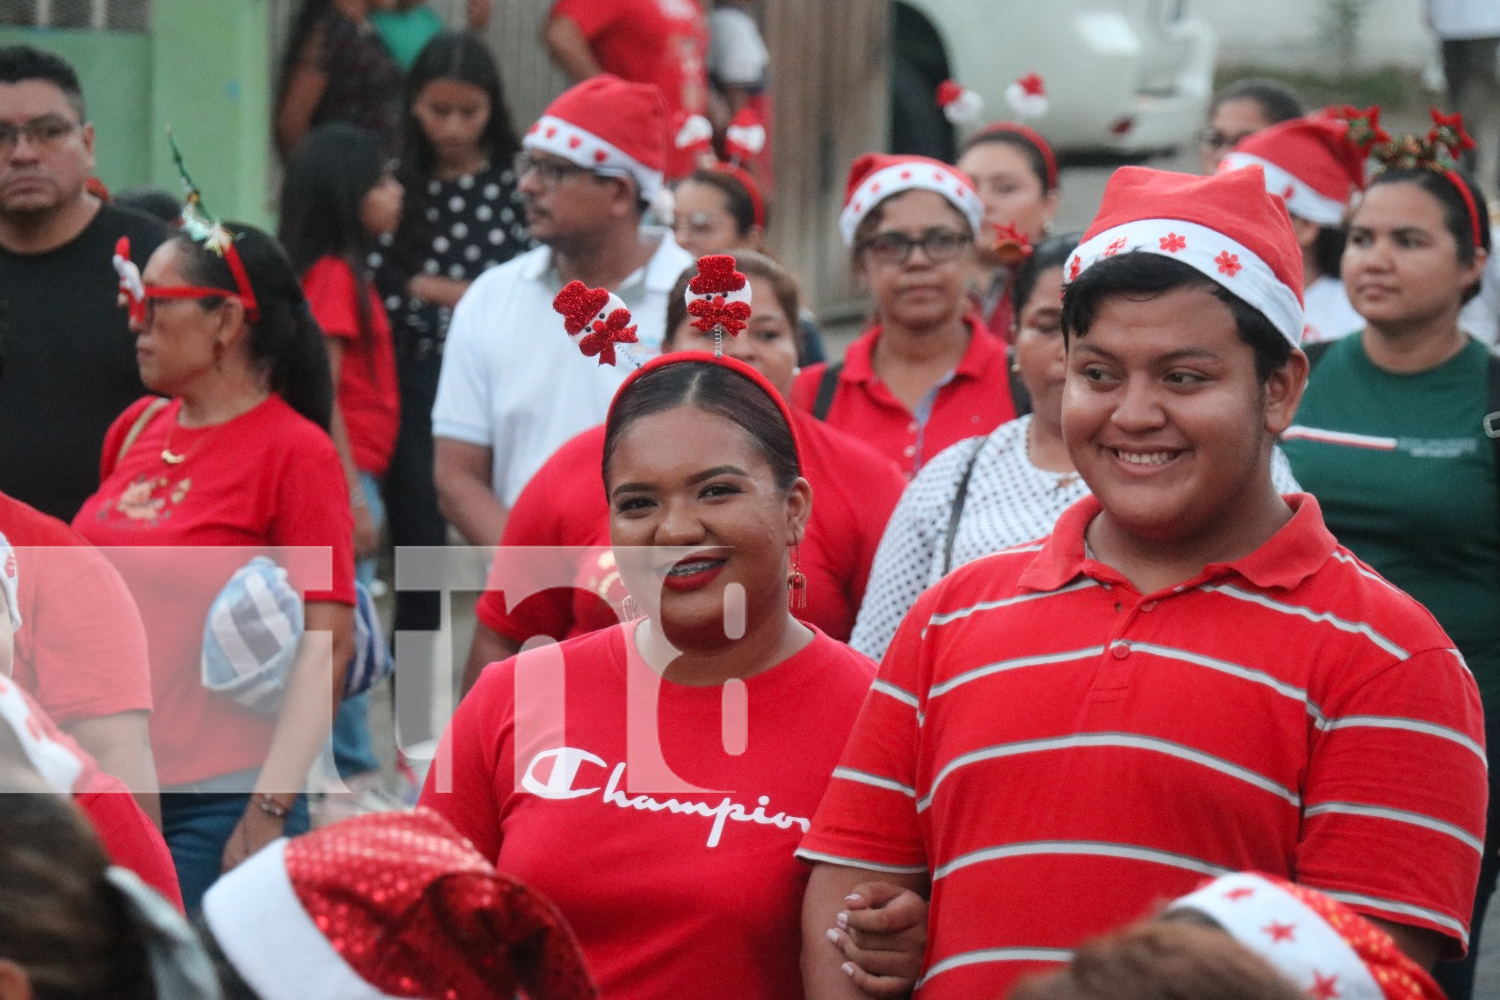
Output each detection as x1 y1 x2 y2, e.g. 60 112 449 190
1282 335 1500 698
370 6 445 71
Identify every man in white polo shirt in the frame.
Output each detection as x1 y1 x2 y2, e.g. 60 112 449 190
432 74 693 546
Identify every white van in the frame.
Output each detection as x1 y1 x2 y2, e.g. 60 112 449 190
892 0 1218 159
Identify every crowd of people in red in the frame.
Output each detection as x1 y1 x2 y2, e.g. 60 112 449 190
0 1 1498 999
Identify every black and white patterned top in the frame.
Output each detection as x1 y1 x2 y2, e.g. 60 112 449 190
848 415 1304 660
370 161 532 361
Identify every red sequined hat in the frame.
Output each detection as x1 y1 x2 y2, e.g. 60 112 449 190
1169 872 1444 1000
202 809 596 1000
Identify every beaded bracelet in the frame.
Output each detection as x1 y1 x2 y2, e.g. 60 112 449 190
254 793 292 820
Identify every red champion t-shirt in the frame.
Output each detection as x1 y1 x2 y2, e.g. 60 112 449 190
475 408 905 644
421 621 876 1000
0 489 152 725
304 256 400 477
550 0 710 180
73 395 355 787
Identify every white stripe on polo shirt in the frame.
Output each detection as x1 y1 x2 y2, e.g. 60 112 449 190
791 848 929 875
1126 642 1310 703
1201 584 1410 659
933 840 1231 882
1282 426 1398 450
1322 890 1470 946
924 579 1099 633
919 733 1302 812
917 948 1074 990
1321 714 1487 764
832 767 917 798
928 646 1106 700
872 679 919 709
1304 801 1485 853
1329 550 1404 591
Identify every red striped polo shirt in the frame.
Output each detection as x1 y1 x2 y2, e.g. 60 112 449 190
798 493 1485 1000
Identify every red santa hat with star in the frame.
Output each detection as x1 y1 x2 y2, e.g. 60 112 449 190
1065 164 1305 347
839 153 984 247
1220 116 1369 228
202 809 596 1000
524 74 669 202
1168 872 1443 1000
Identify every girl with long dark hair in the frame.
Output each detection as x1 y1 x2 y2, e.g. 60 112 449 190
275 0 402 156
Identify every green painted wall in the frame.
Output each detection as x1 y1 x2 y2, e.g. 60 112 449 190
0 0 274 229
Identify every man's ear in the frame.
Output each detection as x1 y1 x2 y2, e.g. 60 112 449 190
1263 347 1309 436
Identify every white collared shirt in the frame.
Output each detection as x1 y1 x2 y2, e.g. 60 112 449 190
433 227 694 506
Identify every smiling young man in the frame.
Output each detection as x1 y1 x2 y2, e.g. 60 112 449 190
799 166 1486 1000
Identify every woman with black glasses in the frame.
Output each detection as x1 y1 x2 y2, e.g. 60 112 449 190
791 154 1020 478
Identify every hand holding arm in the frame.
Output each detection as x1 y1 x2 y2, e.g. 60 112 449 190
804 864 930 1000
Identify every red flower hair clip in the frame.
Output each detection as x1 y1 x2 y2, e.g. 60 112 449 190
991 222 1034 267
686 254 753 355
554 280 639 368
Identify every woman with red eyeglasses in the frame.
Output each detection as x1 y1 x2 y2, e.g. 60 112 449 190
73 223 355 911
791 154 1020 479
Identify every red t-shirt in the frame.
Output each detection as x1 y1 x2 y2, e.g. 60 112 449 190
550 0 710 180
0 490 151 724
72 395 356 787
799 495 1486 998
0 675 182 910
475 409 905 643
421 621 875 1000
304 256 400 477
791 318 1017 479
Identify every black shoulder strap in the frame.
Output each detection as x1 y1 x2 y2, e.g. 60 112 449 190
812 361 844 421
1303 339 1334 369
1006 349 1032 417
940 436 988 577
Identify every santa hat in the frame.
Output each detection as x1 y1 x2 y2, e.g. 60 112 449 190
1065 165 1305 347
0 675 91 794
202 809 596 1000
1220 117 1368 227
839 153 984 247
1168 873 1444 1000
524 75 668 202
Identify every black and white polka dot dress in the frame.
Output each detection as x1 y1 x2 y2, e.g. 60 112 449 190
371 161 532 361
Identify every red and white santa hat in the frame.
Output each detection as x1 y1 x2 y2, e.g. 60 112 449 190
524 74 669 202
1168 872 1444 1000
839 153 985 247
202 809 596 1000
1065 165 1305 347
1220 117 1368 227
0 675 90 793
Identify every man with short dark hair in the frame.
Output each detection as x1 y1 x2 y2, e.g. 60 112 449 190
800 166 1486 1000
0 45 163 522
0 45 160 821
432 74 692 549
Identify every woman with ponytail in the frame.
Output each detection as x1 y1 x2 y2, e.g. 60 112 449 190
73 222 356 911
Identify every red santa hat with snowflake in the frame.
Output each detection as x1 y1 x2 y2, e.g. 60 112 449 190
839 153 984 247
1219 115 1370 227
202 809 596 1000
525 74 669 202
1065 164 1305 347
1168 872 1443 1000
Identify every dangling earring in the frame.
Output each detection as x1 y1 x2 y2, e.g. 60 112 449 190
787 544 807 611
621 594 643 621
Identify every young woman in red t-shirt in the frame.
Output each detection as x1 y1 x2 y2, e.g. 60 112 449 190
424 353 876 1000
74 224 356 911
461 252 904 688
791 153 1020 478
279 123 403 790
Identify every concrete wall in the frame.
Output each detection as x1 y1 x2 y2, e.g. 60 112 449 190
0 0 274 227
1204 0 1434 69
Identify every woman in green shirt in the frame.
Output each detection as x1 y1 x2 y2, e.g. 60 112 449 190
1280 162 1497 1000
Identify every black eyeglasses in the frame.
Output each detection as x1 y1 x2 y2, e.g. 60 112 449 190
859 228 970 265
0 116 79 155
513 152 599 188
1196 127 1255 152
